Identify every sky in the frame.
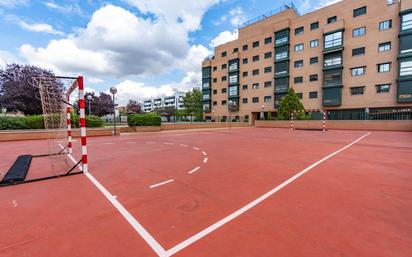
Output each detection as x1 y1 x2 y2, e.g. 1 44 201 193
0 0 341 105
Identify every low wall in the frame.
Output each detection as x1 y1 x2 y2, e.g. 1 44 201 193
160 122 250 130
0 128 113 142
255 120 412 131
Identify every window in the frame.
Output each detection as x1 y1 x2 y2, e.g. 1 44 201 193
378 63 391 73
294 76 303 84
275 45 288 60
264 81 272 88
353 27 366 37
229 86 238 97
376 84 390 93
242 71 248 77
264 37 272 44
310 22 319 30
295 27 304 35
213 78 217 83
275 61 289 76
253 41 259 48
264 52 272 59
233 48 238 53
252 83 259 90
242 98 248 104
400 34 412 54
310 57 319 65
327 16 337 24
400 59 412 76
222 100 227 105
252 69 259 76
309 91 318 98
353 6 367 17
213 101 217 106
243 58 248 64
243 44 248 51
294 43 304 52
222 64 227 69
401 13 412 31
350 86 365 95
323 69 342 87
310 39 319 48
379 42 391 52
310 74 318 81
351 66 366 76
264 96 271 102
379 20 392 30
213 66 217 71
324 52 342 67
222 88 227 93
203 93 210 100
221 51 227 57
352 47 365 56
203 81 210 88
252 97 259 103
229 74 238 84
264 66 272 73
213 89 217 94
387 0 396 5
252 55 259 62
222 76 227 81
242 85 248 90
229 61 238 72
275 30 289 45
294 60 303 68
324 31 343 49
296 93 303 99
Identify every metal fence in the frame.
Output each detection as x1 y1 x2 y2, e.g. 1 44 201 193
326 108 412 120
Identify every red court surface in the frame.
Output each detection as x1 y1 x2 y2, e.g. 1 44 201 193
1 127 411 257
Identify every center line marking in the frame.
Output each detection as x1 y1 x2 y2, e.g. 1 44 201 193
203 158 208 163
188 166 200 174
166 132 371 256
164 142 174 145
202 151 207 156
127 142 137 144
193 147 199 151
149 179 175 189
103 142 114 145
179 144 188 147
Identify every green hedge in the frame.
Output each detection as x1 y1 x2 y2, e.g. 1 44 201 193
0 115 103 130
128 114 161 126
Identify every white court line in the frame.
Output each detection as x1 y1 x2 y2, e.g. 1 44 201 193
149 179 175 189
58 144 168 257
179 144 188 147
188 166 200 174
164 142 174 145
126 142 137 144
203 158 208 163
146 141 156 144
193 147 199 151
103 142 115 145
202 151 207 156
165 132 371 256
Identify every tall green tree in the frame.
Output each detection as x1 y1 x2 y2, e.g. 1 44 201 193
277 88 309 120
182 88 202 121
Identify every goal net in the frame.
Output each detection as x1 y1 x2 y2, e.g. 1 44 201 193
290 109 326 131
0 76 88 186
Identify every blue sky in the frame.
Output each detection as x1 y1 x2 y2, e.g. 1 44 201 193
0 0 338 104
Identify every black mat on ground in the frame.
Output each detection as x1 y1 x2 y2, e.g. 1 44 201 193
0 155 33 185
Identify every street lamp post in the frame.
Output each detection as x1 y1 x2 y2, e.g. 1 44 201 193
110 87 117 136
228 100 237 130
261 105 265 120
87 95 93 116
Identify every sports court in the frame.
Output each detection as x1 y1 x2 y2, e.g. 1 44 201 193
1 127 411 257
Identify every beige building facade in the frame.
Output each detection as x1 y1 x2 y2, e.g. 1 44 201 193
202 0 412 121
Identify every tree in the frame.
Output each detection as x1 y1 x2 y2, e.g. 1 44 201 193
155 106 176 122
0 63 63 115
126 100 142 114
83 92 114 117
277 88 309 120
182 88 202 121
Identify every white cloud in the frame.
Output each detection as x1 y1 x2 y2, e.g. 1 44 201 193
44 1 82 16
177 44 212 73
6 15 64 35
317 0 342 8
0 0 27 7
209 30 238 48
87 77 104 84
19 3 216 77
111 71 201 105
229 7 246 27
0 50 18 68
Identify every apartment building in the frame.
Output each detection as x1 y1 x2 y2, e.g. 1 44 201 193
202 0 412 121
142 92 184 112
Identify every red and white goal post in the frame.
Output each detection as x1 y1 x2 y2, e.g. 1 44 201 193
0 76 88 187
290 109 327 132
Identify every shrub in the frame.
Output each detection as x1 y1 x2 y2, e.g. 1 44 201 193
70 114 104 128
25 115 45 129
0 116 28 130
128 114 161 126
